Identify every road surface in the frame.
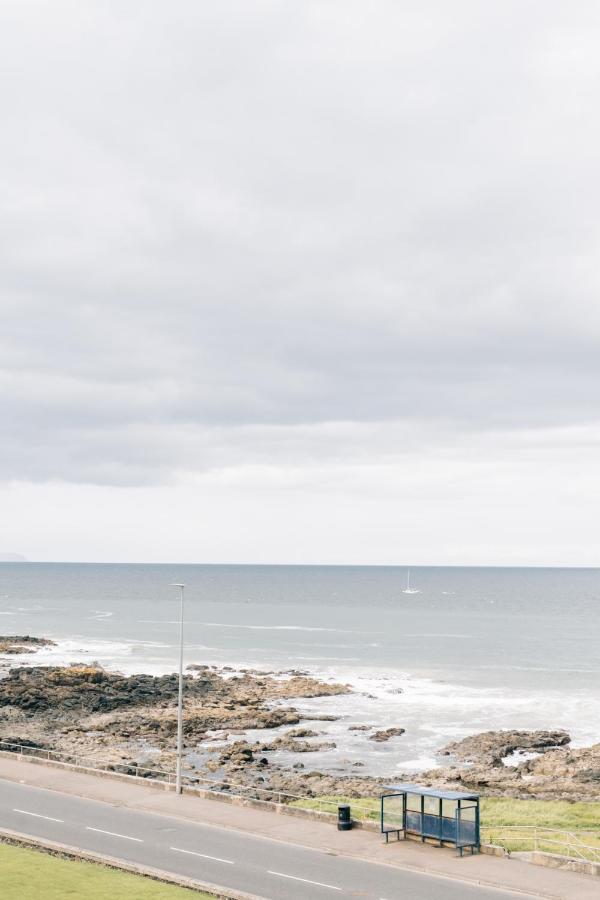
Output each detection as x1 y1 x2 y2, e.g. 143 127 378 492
0 779 530 900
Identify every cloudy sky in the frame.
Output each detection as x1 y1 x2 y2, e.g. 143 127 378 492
1 1 600 565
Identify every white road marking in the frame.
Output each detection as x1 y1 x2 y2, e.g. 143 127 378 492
268 871 342 891
13 808 64 823
86 826 143 842
170 846 234 864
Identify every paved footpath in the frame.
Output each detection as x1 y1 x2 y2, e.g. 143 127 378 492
0 756 595 899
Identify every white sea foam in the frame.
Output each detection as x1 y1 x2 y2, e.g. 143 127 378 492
4 637 599 777
400 633 473 639
3 563 598 778
196 622 375 633
138 619 376 634
295 656 361 661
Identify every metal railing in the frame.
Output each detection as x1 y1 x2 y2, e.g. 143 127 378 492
0 740 375 820
0 740 178 784
483 825 600 863
7 739 596 862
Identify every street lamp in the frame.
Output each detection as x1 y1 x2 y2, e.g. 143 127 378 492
170 583 185 794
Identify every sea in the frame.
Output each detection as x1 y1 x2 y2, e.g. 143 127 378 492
1 563 598 777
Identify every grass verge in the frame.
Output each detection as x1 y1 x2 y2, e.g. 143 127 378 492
0 843 214 900
289 795 600 860
290 794 600 829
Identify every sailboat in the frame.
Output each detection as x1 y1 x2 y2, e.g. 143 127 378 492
402 569 420 594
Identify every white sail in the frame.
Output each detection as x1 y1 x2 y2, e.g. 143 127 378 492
402 568 420 594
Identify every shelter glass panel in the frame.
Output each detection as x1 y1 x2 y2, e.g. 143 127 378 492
405 810 422 833
458 818 477 847
423 814 441 838
442 816 457 841
382 795 404 833
424 796 439 815
406 793 421 812
442 799 458 819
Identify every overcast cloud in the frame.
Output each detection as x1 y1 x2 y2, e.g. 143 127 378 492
1 2 599 563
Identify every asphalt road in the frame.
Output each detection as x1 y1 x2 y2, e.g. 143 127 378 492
0 779 523 900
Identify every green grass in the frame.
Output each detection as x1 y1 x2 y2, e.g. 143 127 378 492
290 794 600 830
289 795 600 859
289 794 380 820
0 844 213 900
479 800 600 859
480 797 600 830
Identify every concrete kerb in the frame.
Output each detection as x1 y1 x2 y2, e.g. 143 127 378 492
0 749 173 791
528 851 600 878
0 819 558 900
0 748 378 830
0 827 266 900
3 752 598 894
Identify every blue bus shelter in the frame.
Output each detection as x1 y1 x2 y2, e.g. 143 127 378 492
381 783 480 855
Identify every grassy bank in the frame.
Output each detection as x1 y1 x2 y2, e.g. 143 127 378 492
0 844 213 900
289 795 600 859
480 797 600 830
290 794 600 829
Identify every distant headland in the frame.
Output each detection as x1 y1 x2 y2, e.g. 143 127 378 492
0 553 28 562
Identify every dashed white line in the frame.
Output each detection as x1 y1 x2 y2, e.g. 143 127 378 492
170 846 234 865
85 826 143 842
268 871 342 891
13 809 64 823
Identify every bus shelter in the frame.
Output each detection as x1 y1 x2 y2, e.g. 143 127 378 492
381 783 480 855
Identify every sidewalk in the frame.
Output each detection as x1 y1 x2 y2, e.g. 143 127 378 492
0 755 595 899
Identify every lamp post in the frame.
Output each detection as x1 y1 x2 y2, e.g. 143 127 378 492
171 583 185 794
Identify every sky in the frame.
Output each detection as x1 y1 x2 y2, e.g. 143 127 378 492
1 1 600 565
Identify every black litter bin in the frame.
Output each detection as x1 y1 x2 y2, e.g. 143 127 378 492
337 804 352 831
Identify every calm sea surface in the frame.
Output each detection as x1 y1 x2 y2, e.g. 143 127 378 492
1 563 598 775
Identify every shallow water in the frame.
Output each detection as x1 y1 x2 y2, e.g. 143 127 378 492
1 562 598 775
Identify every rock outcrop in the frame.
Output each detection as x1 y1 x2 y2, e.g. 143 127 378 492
440 729 570 764
0 636 56 655
0 662 351 779
420 730 600 800
1 644 599 803
368 727 405 742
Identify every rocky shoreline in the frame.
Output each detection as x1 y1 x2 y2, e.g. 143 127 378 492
0 635 55 655
0 636 598 802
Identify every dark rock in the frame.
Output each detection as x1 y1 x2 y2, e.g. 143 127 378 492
0 636 56 655
284 728 319 738
575 768 600 783
368 727 405 742
440 730 571 764
0 737 47 751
